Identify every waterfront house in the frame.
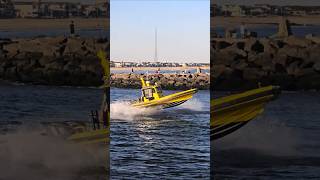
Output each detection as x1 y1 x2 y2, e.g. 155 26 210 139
14 1 37 18
113 62 123 68
47 2 67 18
222 5 245 17
0 0 15 18
211 4 222 17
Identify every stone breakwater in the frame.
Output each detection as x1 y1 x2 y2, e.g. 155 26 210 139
212 36 320 90
111 73 210 90
0 37 108 86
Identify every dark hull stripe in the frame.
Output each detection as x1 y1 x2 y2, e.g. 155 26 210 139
211 122 248 140
212 87 280 112
70 133 109 143
162 100 187 109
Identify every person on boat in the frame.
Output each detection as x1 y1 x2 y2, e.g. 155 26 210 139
141 81 155 101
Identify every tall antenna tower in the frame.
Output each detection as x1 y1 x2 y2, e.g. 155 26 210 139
154 28 158 63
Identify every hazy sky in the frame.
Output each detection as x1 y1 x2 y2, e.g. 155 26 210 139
213 0 320 6
111 0 210 63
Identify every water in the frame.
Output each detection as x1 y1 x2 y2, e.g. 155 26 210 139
0 29 109 39
110 88 210 179
0 84 108 180
212 92 320 179
213 25 320 38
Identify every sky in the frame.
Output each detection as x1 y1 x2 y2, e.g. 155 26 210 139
213 0 320 6
110 0 210 63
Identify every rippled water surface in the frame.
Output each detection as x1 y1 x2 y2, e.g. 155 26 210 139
110 88 210 179
0 29 109 39
212 92 320 179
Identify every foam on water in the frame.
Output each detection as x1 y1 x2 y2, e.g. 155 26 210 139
213 117 302 157
0 128 107 180
110 98 206 121
178 98 205 112
110 101 161 120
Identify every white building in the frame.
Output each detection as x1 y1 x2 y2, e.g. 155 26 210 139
14 1 38 18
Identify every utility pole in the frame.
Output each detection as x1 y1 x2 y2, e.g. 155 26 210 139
37 0 41 18
154 27 158 63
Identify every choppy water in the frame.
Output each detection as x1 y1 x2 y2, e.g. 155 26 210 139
0 29 109 39
0 84 108 180
212 92 320 179
110 88 210 179
5 84 319 179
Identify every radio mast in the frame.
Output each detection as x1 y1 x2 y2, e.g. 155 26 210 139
154 28 158 63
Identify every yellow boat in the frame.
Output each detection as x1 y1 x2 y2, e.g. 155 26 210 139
42 121 109 145
67 123 109 145
131 78 198 109
211 86 280 140
64 50 110 145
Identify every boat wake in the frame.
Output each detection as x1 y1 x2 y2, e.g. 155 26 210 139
0 127 107 180
178 98 206 112
213 116 320 170
213 117 301 157
110 101 161 121
212 93 320 178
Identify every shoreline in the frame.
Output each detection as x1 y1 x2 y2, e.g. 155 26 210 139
111 66 210 72
211 16 320 28
2 78 320 92
111 73 210 90
0 18 109 31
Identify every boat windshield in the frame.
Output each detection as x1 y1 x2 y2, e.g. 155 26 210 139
156 86 163 94
143 88 153 98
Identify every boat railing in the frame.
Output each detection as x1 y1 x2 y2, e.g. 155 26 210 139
90 110 108 130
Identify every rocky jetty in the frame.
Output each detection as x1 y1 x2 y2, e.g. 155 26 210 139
0 37 108 86
212 36 320 90
111 73 210 90
0 37 208 89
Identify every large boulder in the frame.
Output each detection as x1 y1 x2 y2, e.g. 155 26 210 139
283 36 314 47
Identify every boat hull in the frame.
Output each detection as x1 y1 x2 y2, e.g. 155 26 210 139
67 128 109 145
42 121 109 145
211 86 280 140
132 88 198 109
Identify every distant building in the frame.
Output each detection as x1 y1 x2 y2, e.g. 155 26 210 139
0 0 15 18
113 62 122 68
48 3 68 18
222 5 245 17
110 60 209 68
213 4 320 17
11 0 109 18
211 4 222 17
14 1 37 18
290 10 307 16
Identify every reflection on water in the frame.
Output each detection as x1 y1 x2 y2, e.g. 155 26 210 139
110 88 210 179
